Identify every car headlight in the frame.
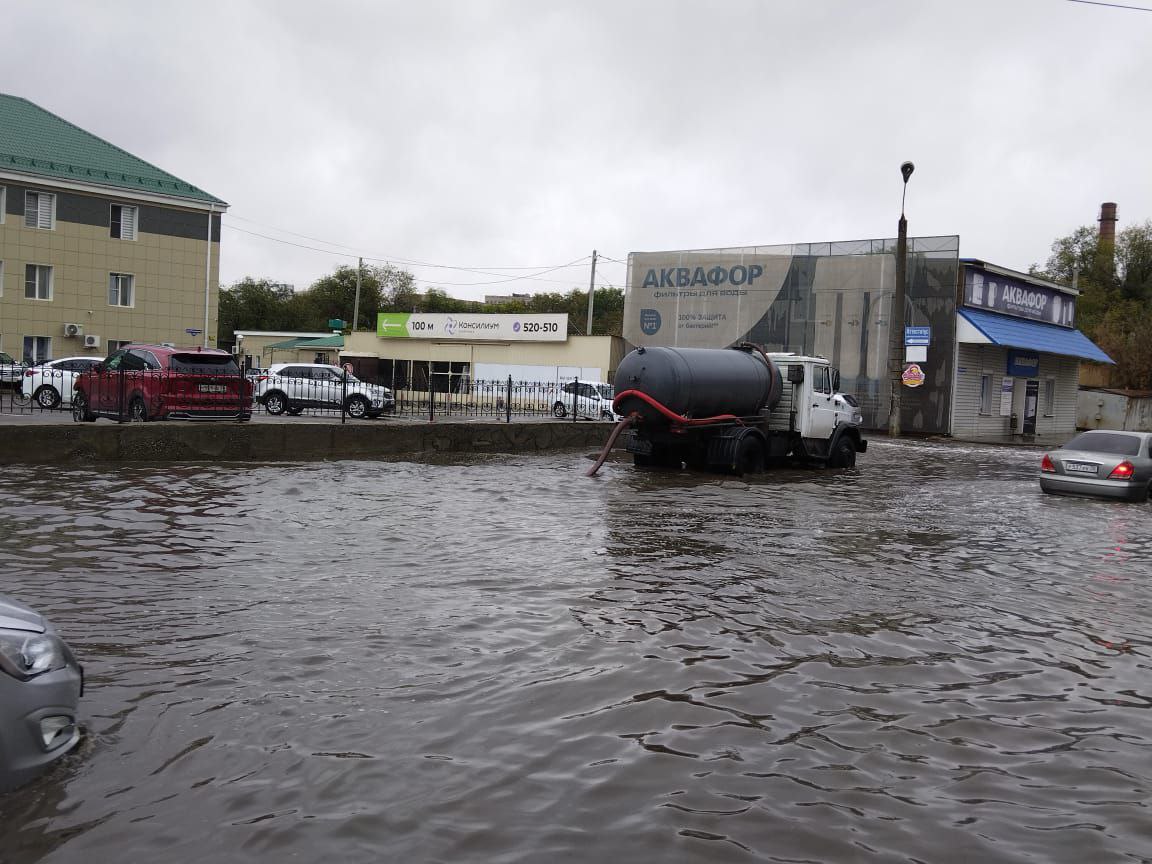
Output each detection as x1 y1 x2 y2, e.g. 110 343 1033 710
0 631 71 681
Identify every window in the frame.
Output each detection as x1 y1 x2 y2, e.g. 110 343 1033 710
813 367 830 394
24 191 55 229
110 203 138 240
109 340 133 352
25 264 53 300
1044 379 1055 417
23 336 51 365
979 375 993 415
127 349 162 369
109 273 134 307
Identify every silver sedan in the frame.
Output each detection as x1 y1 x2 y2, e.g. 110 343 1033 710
1040 430 1152 502
0 595 83 792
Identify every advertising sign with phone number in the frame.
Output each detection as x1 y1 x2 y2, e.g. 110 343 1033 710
376 313 568 341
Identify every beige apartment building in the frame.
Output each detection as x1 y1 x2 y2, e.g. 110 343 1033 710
0 94 226 364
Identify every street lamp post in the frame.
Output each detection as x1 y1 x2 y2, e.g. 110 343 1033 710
888 161 914 438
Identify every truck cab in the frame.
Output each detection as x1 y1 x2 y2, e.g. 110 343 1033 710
767 353 865 466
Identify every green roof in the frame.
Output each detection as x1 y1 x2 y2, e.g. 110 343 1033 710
0 93 226 206
265 335 345 350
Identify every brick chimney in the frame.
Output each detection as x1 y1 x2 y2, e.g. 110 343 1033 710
1098 202 1118 246
1098 202 1117 278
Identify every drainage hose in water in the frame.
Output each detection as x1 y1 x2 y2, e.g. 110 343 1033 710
585 416 635 477
586 392 748 477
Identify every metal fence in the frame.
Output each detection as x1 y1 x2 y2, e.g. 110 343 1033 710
0 370 610 423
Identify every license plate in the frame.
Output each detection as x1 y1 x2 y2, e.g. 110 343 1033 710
198 384 227 393
1064 461 1098 475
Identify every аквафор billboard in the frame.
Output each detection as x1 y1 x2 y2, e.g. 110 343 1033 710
624 237 960 433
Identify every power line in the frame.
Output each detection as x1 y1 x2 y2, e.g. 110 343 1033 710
227 213 595 273
1065 0 1152 10
224 223 356 258
223 222 597 290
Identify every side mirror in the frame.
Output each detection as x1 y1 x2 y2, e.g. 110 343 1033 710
786 365 805 384
832 369 841 391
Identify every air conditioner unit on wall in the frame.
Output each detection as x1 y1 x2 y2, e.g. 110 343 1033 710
63 323 83 337
83 334 101 349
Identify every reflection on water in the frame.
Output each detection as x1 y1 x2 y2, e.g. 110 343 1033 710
1 441 1150 863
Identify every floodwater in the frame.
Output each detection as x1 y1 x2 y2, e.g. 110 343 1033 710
1 440 1150 864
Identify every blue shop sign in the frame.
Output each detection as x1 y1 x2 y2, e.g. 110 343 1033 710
1007 349 1040 378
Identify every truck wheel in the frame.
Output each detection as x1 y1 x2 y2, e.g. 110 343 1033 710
828 437 857 469
732 436 765 476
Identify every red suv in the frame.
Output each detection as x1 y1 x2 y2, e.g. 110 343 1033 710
73 344 253 422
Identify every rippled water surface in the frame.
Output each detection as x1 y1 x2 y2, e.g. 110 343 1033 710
1 440 1150 863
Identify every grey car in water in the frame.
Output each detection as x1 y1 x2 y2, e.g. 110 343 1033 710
0 595 83 792
1040 430 1152 502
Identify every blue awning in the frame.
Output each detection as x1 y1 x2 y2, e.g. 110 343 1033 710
957 308 1114 364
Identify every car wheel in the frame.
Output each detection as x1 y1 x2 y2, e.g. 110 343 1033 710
601 409 614 421
345 395 370 419
263 391 287 415
286 406 303 416
72 390 96 423
827 437 857 469
127 396 148 422
34 385 62 410
552 401 567 418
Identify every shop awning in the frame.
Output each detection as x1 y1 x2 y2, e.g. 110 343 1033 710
957 308 1114 364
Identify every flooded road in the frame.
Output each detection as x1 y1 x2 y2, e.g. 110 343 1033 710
1 440 1150 863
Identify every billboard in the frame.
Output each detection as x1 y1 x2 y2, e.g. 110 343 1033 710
377 313 568 342
963 269 1075 327
624 237 961 433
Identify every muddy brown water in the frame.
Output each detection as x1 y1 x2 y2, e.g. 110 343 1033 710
1 440 1149 863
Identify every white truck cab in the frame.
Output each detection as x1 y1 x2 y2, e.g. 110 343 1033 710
767 353 862 440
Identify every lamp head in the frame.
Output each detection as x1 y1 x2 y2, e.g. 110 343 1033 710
901 161 915 184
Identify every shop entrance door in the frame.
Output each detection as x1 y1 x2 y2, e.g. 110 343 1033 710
1023 379 1039 435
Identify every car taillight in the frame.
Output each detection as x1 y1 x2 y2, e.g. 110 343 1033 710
256 375 268 382
1040 454 1056 473
24 369 33 377
1108 461 1135 479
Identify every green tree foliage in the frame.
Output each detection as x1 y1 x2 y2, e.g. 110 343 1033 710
1031 220 1152 388
219 264 626 342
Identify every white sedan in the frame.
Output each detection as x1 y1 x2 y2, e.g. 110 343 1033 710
22 357 103 409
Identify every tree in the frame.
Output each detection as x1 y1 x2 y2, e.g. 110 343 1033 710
1032 219 1152 389
218 278 300 343
218 265 626 345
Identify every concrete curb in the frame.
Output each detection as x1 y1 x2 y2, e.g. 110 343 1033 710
0 420 615 464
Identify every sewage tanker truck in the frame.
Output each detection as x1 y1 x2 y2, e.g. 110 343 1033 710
589 344 866 475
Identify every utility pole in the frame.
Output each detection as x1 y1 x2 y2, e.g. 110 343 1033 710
352 256 363 331
888 161 914 439
585 250 598 336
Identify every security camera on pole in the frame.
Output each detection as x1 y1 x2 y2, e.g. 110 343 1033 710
888 161 914 438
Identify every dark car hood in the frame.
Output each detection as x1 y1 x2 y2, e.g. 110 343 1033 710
0 595 46 633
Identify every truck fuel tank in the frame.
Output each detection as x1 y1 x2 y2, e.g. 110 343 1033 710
613 345 782 424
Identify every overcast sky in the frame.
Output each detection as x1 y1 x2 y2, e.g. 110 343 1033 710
5 0 1150 300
